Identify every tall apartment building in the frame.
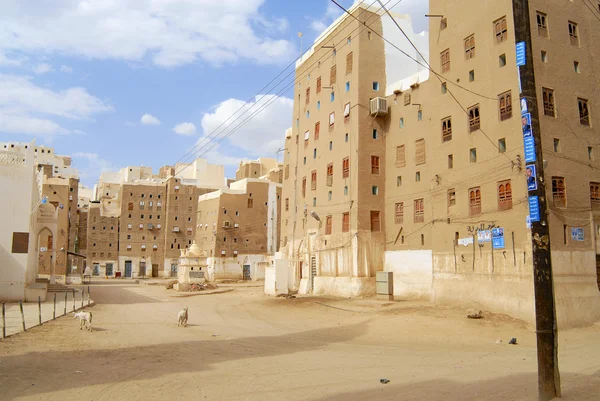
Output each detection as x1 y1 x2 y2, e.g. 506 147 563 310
196 177 282 281
278 1 600 327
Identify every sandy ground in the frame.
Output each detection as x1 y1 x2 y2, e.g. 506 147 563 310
0 283 598 401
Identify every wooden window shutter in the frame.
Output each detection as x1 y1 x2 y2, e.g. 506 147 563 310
12 232 29 254
330 65 337 85
415 139 426 165
396 145 406 167
346 52 353 74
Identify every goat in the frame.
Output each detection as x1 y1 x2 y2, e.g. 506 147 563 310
177 307 188 327
74 311 93 331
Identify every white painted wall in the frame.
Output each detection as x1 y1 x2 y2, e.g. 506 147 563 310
384 250 433 299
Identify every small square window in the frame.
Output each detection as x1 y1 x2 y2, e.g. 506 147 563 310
553 138 560 152
372 129 378 139
306 111 310 119
470 148 477 163
329 141 333 151
344 186 349 196
373 82 380 91
347 36 351 45
588 147 594 160
317 101 321 110
469 70 475 82
417 110 423 121
499 54 506 67
328 191 332 201
303 157 307 165
441 82 447 93
313 198 317 207
399 118 404 128
313 148 317 159
330 92 335 102
448 154 453 169
541 51 548 63
498 138 507 153
345 133 349 142
396 176 402 187
415 171 421 182
372 186 379 195
346 82 350 92
574 61 580 73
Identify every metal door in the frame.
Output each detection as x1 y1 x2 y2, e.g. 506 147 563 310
106 263 114 276
125 261 132 278
152 264 159 278
310 256 317 292
243 265 251 281
93 263 100 276
139 262 146 278
170 263 178 278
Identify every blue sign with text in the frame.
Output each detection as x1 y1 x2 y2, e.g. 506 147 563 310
516 42 526 66
529 196 540 223
492 228 505 250
524 136 537 163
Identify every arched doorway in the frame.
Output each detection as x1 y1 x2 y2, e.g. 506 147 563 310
37 227 54 276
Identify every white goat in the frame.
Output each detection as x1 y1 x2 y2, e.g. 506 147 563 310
74 311 93 331
177 307 188 327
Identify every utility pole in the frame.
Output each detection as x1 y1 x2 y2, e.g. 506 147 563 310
511 1 560 400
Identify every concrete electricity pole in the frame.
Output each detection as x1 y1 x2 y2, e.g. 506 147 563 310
511 1 561 399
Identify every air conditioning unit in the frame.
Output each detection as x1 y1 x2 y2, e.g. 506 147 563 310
138 224 144 229
156 224 162 229
141 244 146 249
127 224 133 229
221 250 226 255
127 245 132 250
173 226 180 232
369 97 388 116
233 250 238 255
234 223 239 228
153 244 158 249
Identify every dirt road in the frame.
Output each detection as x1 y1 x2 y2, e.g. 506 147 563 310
0 283 598 400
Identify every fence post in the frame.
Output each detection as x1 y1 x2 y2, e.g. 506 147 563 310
53 293 56 320
72 289 75 311
64 291 67 316
88 285 91 306
81 287 84 309
2 303 6 338
19 300 26 332
38 296 42 326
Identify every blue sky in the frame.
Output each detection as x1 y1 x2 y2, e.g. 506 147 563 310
0 0 428 186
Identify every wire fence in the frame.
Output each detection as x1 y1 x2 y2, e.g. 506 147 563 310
1 286 92 339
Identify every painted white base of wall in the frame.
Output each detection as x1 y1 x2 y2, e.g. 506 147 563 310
309 276 375 297
25 284 47 302
0 283 25 302
384 250 433 300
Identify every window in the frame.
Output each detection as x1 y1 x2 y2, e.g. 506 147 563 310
440 17 447 30
372 186 379 195
248 198 254 208
285 198 289 211
464 34 475 59
372 81 380 91
395 203 404 224
498 138 507 153
441 82 447 93
303 157 307 165
346 52 353 74
589 147 594 160
469 187 482 216
415 139 426 165
306 87 310 104
441 49 450 72
330 64 336 85
396 145 406 167
327 163 333 186
499 54 506 67
541 51 548 63
317 76 322 93
128 202 134 211
537 12 548 37
442 117 452 142
302 177 306 198
344 186 348 195
553 138 560 152
347 36 351 45
342 157 349 178
414 199 424 223
344 102 350 117
470 148 477 163
552 177 566 207
329 141 333 151
468 104 480 131
317 101 321 110
346 82 350 92
325 216 332 235
370 211 381 232
418 110 423 121
397 176 402 187
574 61 580 73
498 180 513 211
345 133 349 142
494 17 508 43
371 155 380 174
415 171 421 182
542 88 555 117
590 182 600 207
330 92 335 102
329 112 335 127
578 98 590 126
568 21 579 46
499 91 512 121
342 212 350 232
311 170 317 190
469 70 475 82
448 154 454 169
313 197 317 207
306 110 310 119
448 189 456 209
285 165 289 179
372 129 378 139
328 191 332 201
399 117 404 128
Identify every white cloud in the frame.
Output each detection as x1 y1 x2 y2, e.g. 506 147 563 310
173 122 196 136
0 51 27 66
60 65 73 73
33 63 52 74
200 94 293 158
0 0 295 68
72 152 116 185
141 114 160 126
0 74 113 137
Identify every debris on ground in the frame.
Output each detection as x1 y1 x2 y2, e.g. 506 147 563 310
165 280 178 289
380 379 390 384
467 309 483 319
508 338 518 345
276 294 296 299
75 370 83 374
496 339 503 344
189 283 219 292
212 334 218 337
